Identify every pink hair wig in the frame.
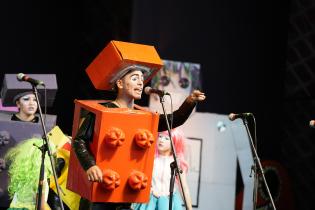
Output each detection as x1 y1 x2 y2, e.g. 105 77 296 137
157 128 189 172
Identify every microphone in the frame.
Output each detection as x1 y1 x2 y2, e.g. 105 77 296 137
17 73 44 86
310 120 315 128
144 87 169 97
228 112 252 121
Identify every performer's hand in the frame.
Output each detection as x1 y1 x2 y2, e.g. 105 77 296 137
152 191 160 198
86 165 103 182
186 90 206 104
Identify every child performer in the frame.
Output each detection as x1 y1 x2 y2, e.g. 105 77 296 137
132 128 192 210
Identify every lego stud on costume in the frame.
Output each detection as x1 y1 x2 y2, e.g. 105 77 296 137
128 171 148 190
104 127 125 148
134 129 154 149
101 169 121 190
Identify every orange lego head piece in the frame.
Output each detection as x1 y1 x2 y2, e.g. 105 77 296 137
86 40 164 90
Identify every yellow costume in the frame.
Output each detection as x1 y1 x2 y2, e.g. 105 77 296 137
48 126 80 210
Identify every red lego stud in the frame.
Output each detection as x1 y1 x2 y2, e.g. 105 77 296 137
101 169 121 190
128 170 148 190
134 129 154 149
104 127 125 148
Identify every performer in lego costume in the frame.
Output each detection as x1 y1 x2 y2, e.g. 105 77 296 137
132 128 192 210
73 69 205 210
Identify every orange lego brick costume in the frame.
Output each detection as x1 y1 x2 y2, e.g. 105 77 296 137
68 100 159 203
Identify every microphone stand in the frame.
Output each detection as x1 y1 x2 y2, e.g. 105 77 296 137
32 84 65 210
158 94 189 210
242 116 277 210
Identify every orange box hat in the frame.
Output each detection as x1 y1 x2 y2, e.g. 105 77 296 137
86 40 164 90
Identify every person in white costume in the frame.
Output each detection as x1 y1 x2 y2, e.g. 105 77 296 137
133 128 192 210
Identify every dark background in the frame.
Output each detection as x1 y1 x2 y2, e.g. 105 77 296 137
0 0 314 209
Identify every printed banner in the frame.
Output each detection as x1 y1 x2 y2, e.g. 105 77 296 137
149 59 201 113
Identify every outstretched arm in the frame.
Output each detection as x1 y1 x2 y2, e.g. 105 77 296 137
158 90 206 131
185 90 206 104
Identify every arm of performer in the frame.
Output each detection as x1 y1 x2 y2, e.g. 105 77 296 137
158 90 206 131
73 113 103 182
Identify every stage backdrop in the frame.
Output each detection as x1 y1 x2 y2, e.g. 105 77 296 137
148 59 201 113
148 59 255 209
179 112 255 210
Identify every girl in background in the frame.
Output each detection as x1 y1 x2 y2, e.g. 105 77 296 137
11 91 39 123
133 128 192 210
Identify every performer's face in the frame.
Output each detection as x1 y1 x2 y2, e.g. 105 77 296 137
118 70 144 100
157 133 172 155
16 94 38 116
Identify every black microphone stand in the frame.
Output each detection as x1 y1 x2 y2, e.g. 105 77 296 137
158 94 189 210
242 116 277 210
32 84 64 210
